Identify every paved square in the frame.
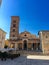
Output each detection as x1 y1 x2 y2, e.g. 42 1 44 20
0 55 49 65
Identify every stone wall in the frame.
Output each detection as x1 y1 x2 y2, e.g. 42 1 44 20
39 31 49 54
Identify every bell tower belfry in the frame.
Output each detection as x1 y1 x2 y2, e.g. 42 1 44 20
9 16 20 48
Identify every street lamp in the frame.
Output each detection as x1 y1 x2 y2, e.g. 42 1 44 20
0 0 2 7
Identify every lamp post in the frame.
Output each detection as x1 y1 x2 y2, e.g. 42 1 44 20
0 0 2 7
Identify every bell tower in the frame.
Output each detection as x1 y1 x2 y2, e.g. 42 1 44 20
10 16 19 48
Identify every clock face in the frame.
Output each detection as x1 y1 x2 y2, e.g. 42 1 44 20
0 0 2 6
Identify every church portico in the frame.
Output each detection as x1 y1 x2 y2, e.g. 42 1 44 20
17 38 40 51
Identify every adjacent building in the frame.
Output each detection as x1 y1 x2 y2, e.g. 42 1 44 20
0 29 6 48
39 31 49 54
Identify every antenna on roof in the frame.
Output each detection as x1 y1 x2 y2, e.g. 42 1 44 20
0 0 2 7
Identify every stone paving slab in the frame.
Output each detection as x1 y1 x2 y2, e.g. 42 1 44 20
27 55 49 60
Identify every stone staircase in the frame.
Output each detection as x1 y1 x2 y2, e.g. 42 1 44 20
16 50 43 56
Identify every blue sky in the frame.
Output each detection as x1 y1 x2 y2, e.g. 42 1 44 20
0 0 49 39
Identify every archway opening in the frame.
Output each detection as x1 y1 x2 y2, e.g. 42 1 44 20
23 40 27 50
11 43 15 48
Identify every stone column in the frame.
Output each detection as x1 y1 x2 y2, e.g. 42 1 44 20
22 43 24 50
27 43 28 50
15 42 18 50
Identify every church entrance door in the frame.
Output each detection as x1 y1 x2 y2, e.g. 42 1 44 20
23 40 27 50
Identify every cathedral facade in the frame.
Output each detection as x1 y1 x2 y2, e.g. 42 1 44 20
9 16 49 54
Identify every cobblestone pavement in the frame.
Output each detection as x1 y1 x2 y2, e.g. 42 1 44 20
0 55 49 65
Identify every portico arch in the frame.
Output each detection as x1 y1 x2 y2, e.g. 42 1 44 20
23 40 27 50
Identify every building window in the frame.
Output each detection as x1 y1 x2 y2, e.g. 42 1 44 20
13 35 15 37
46 35 48 38
2 36 5 39
13 20 16 23
13 24 16 27
24 34 27 36
13 29 15 32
